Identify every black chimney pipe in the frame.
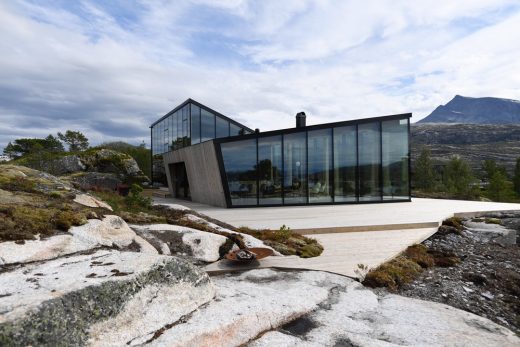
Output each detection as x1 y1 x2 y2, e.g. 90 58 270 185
296 112 306 128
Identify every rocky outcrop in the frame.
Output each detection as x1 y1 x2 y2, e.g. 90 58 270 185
144 268 520 347
0 216 157 265
28 148 150 188
131 224 232 263
0 250 214 347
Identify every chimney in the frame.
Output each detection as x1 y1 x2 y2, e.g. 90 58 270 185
296 112 306 128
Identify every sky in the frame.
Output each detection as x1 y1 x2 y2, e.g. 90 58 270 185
1 0 519 150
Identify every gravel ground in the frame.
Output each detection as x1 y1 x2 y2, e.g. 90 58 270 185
395 212 520 335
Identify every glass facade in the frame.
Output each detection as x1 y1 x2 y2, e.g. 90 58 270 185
150 100 252 186
358 122 381 201
308 129 333 203
382 119 409 200
219 116 410 207
258 135 282 205
333 125 357 202
221 139 257 206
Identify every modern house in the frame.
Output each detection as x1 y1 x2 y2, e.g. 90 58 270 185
151 99 411 208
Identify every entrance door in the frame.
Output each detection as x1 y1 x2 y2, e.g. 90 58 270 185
171 162 190 200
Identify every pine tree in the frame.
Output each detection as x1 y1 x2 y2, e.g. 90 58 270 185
414 147 435 191
513 157 520 196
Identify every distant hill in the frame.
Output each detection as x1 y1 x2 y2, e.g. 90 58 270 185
411 123 520 176
419 95 520 124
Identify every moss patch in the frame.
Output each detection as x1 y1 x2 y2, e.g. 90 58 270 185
0 165 108 242
363 243 461 291
441 216 464 232
236 225 324 258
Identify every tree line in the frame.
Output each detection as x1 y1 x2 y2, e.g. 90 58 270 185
414 147 520 202
3 131 89 158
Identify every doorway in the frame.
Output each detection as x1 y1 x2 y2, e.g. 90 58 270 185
171 162 191 200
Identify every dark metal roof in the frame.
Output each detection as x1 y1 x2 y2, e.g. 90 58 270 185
150 98 254 132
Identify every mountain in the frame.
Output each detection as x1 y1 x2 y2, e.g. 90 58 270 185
419 95 520 124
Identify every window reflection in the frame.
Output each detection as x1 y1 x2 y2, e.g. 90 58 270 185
283 132 307 204
258 135 282 205
216 117 230 138
382 119 409 200
308 129 333 203
334 126 357 202
358 122 381 201
201 109 215 142
191 105 201 144
221 139 257 206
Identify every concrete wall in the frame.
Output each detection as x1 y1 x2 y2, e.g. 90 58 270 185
163 141 227 207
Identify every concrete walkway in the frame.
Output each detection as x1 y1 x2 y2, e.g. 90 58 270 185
154 197 520 278
154 197 520 231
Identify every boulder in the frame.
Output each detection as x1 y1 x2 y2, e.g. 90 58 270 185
184 214 281 255
0 250 214 347
47 155 85 175
145 269 520 347
131 224 230 263
71 172 122 191
0 216 157 265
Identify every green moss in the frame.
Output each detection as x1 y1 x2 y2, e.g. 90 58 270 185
299 243 324 258
442 216 464 232
484 217 502 225
363 256 422 291
236 225 324 258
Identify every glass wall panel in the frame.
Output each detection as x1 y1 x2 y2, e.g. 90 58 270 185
182 106 190 147
171 113 177 150
216 116 230 138
382 119 409 200
221 139 257 206
230 123 242 136
163 119 169 153
283 132 307 204
358 122 381 201
201 109 216 142
308 129 333 203
333 125 357 202
191 105 201 145
258 135 282 205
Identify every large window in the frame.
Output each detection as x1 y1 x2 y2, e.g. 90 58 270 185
221 139 257 206
382 119 409 200
283 132 307 204
201 109 216 142
334 125 357 202
308 129 332 203
358 122 381 201
191 105 201 145
216 117 230 138
230 123 242 136
258 135 282 205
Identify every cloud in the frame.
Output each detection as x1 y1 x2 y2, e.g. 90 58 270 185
0 0 519 151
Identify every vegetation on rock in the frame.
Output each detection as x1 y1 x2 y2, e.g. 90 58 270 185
0 165 107 242
236 224 323 258
363 238 460 291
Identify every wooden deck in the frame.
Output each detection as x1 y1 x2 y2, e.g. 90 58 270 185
205 227 438 278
